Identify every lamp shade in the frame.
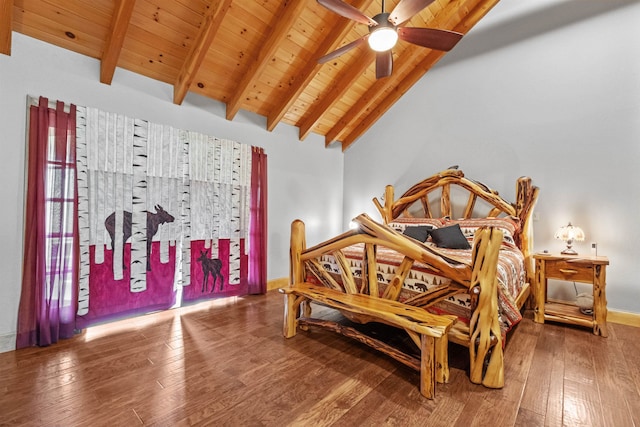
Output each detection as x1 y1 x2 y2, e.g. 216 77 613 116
368 27 398 52
554 222 585 255
368 12 398 52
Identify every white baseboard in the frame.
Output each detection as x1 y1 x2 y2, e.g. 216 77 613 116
0 332 16 354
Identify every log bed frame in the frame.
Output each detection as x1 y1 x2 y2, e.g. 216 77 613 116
281 167 539 398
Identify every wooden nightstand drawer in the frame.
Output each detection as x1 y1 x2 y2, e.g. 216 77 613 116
545 260 593 282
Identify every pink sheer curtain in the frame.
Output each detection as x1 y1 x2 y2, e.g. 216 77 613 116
16 97 78 348
248 147 268 294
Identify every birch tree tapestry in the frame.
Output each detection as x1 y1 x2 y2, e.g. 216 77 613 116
75 107 250 328
182 132 250 304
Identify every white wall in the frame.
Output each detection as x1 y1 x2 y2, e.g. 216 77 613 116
0 33 344 352
344 0 640 314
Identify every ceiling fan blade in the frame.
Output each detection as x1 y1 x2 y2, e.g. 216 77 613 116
318 35 369 64
317 0 377 26
376 51 393 79
389 0 435 26
397 27 463 51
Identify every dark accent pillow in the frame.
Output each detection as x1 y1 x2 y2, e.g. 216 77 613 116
402 225 432 242
429 224 471 249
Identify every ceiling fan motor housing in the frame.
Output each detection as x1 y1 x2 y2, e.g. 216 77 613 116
368 13 398 51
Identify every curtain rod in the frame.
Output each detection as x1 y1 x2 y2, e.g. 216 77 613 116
27 95 73 113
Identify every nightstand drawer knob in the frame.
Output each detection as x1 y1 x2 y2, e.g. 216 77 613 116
558 268 579 274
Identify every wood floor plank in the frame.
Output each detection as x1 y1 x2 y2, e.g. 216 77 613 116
1 290 639 427
563 378 604 427
333 365 438 426
589 330 634 426
520 322 565 416
514 407 545 427
217 335 398 426
563 326 598 386
602 324 640 425
503 315 540 384
544 347 565 427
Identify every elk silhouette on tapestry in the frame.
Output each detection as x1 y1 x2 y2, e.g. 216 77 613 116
197 249 224 292
104 205 175 271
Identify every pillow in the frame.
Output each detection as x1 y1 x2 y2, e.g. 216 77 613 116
402 225 432 242
388 217 443 234
445 217 520 247
429 224 471 249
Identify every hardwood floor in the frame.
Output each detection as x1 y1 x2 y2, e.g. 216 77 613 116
1 290 639 426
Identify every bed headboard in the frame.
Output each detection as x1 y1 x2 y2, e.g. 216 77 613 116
372 166 539 277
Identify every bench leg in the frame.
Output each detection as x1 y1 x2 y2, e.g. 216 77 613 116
435 335 450 384
420 334 436 399
283 293 300 338
299 299 312 331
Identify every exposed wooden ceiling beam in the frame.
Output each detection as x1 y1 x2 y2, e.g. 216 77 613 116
100 0 136 85
173 0 233 105
340 0 501 150
0 0 13 55
299 48 373 141
225 1 307 122
266 0 375 132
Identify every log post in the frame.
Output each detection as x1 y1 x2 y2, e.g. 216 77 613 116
282 292 300 338
364 243 378 297
420 334 436 399
593 264 608 337
283 220 308 338
468 227 504 388
440 184 451 218
515 176 540 288
290 219 306 285
373 184 395 224
533 257 546 323
435 334 450 384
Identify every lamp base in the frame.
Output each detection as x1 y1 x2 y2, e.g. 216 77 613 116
561 248 578 255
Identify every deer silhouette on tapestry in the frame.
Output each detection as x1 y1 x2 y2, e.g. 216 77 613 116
197 249 224 292
104 205 175 271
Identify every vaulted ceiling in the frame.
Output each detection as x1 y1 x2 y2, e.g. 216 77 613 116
0 0 499 150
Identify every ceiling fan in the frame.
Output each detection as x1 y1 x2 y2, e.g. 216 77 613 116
317 0 464 79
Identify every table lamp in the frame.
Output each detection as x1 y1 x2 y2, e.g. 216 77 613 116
554 222 585 255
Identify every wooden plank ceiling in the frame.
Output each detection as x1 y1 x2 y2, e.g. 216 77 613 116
1 0 499 150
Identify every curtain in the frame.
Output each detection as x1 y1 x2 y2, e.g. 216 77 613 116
16 97 78 348
248 147 267 294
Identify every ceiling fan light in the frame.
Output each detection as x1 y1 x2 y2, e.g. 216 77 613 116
368 27 398 52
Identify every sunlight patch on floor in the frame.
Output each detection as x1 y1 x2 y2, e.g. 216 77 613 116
81 295 245 342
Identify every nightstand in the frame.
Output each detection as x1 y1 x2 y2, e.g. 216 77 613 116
533 253 609 337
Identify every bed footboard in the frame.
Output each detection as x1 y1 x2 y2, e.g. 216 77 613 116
284 213 506 395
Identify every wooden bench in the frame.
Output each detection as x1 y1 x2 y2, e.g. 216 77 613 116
280 282 457 399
